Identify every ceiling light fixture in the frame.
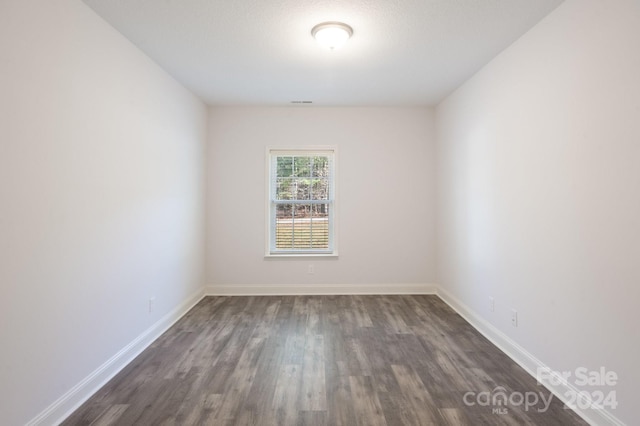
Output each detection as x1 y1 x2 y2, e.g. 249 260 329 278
311 22 353 50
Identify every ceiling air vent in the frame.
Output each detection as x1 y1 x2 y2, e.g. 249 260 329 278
290 101 313 104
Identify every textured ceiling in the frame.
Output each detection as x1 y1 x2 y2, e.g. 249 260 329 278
84 0 563 106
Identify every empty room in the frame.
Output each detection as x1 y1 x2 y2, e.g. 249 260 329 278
1 0 638 425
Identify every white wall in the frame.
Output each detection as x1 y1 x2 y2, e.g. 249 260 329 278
0 0 207 424
207 107 436 292
435 0 640 424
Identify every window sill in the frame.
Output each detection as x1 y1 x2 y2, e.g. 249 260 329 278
264 252 339 259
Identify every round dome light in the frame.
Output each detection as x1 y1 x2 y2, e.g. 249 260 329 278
311 22 353 50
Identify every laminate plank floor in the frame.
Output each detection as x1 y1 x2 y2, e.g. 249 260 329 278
63 295 587 425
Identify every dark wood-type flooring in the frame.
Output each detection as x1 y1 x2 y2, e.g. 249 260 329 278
63 295 586 425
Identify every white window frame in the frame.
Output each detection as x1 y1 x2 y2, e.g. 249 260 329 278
265 146 338 257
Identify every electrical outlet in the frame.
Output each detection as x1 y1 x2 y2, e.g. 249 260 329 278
489 297 495 312
148 297 156 313
308 264 314 274
511 309 518 327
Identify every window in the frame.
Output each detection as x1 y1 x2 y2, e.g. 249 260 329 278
267 148 336 255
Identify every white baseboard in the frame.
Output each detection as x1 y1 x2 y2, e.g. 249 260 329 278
436 287 625 426
26 284 623 426
205 283 437 296
27 289 206 426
